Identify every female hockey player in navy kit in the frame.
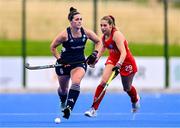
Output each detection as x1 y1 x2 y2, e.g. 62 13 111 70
50 7 101 119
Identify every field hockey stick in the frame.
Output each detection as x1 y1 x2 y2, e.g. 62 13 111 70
92 71 117 106
25 60 86 70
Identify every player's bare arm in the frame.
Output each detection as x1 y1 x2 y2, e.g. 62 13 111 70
97 45 106 60
50 30 67 59
113 31 127 65
84 29 102 53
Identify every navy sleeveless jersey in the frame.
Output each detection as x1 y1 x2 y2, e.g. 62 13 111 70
60 27 88 63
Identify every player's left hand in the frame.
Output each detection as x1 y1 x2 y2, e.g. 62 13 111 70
88 59 98 68
86 50 98 65
112 63 122 75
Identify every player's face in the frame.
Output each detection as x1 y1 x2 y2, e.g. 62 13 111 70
100 20 112 35
71 14 82 29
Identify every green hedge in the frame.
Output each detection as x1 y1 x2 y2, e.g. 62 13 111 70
0 39 180 56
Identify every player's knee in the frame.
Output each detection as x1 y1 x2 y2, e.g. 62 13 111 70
71 77 83 85
60 87 69 94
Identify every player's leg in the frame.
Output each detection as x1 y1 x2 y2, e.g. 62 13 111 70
85 64 114 117
57 75 70 109
84 81 107 117
62 66 86 119
55 65 71 110
121 73 140 112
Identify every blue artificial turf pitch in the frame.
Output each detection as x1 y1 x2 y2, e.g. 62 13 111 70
0 92 180 127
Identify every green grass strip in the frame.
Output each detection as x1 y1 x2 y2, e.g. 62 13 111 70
0 39 180 56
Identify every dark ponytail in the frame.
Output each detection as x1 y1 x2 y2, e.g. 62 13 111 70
68 7 80 21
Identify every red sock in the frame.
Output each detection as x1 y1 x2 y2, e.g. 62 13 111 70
92 84 106 110
127 85 138 103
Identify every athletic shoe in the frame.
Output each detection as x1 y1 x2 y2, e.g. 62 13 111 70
131 95 140 113
62 106 71 119
84 107 97 117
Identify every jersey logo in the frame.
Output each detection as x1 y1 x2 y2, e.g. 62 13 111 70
108 44 114 49
70 39 73 43
82 34 86 42
59 68 64 74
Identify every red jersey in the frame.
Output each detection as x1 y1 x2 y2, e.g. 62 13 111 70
102 28 137 76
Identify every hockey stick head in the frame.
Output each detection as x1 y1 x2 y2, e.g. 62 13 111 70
25 63 38 70
25 63 30 69
25 63 56 70
25 60 86 70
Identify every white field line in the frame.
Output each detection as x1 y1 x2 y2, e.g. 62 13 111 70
0 112 180 116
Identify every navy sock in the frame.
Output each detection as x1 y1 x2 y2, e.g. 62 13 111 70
57 88 67 103
59 94 67 104
66 84 80 110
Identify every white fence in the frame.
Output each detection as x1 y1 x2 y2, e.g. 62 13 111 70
0 57 180 90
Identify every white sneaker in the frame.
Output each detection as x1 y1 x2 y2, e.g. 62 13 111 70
131 95 140 113
84 107 97 117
